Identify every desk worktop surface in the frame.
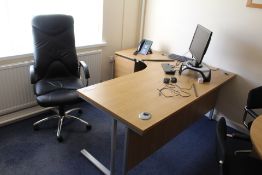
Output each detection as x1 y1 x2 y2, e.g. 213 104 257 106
115 48 172 61
251 115 262 159
78 61 234 135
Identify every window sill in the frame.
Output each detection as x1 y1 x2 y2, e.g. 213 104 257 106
76 41 107 51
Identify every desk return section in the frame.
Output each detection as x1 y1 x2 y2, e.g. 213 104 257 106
114 48 172 78
114 54 147 78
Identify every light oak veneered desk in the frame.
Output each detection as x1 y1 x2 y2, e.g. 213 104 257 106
250 115 262 159
114 48 172 78
77 52 235 175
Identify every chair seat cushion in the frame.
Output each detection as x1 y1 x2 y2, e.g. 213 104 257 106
35 77 84 107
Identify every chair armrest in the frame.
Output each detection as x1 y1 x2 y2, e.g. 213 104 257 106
79 61 90 86
29 65 38 84
79 61 90 79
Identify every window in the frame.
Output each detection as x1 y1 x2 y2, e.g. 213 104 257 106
0 0 103 58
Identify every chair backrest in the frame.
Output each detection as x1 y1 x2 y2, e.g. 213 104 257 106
246 86 262 109
32 14 79 81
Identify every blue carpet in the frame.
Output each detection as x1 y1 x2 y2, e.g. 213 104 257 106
0 102 220 175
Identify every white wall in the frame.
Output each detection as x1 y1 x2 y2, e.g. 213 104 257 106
143 0 262 123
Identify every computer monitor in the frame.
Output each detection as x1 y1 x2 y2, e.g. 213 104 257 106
189 24 213 68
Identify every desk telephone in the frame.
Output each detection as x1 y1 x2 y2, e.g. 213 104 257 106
133 39 153 55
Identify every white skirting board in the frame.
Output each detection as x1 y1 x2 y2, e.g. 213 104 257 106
0 106 53 127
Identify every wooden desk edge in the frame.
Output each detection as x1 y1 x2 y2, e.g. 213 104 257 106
115 48 172 62
115 53 136 61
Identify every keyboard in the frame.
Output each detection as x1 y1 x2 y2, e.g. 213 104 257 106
168 53 191 62
161 63 175 75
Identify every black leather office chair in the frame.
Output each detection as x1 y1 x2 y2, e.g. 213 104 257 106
242 86 262 129
30 14 91 142
216 117 262 175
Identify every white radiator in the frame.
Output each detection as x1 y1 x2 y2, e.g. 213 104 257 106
0 50 102 116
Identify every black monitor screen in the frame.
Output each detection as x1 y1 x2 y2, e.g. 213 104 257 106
189 24 212 68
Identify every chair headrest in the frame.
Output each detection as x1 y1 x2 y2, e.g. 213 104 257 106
32 14 74 35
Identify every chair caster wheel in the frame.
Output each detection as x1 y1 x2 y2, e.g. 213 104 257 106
57 136 63 142
33 125 40 131
86 125 92 130
78 109 83 114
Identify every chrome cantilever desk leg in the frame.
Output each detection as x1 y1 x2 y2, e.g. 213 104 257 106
81 119 118 175
110 119 118 174
122 127 129 175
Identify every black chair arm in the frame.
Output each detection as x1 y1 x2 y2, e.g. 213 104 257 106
79 61 90 79
29 65 38 84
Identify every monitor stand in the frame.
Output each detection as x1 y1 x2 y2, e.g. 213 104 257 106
187 60 203 68
179 60 211 82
